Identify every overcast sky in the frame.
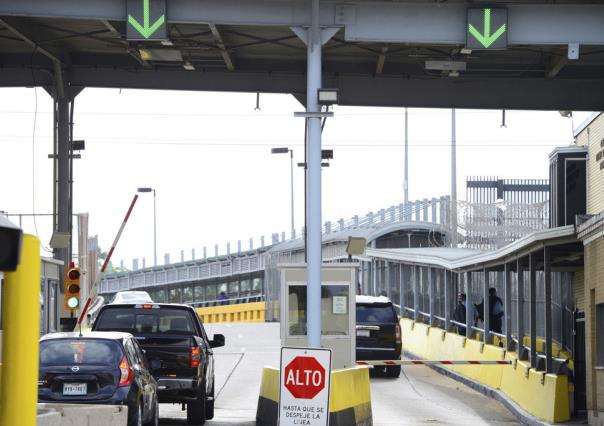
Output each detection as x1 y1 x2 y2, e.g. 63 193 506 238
0 87 594 268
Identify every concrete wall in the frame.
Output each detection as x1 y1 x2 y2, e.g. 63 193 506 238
37 403 127 426
196 301 265 323
256 366 372 426
400 318 570 423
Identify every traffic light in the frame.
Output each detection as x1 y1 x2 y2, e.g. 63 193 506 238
65 265 81 310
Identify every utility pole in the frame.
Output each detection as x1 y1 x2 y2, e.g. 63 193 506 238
451 109 458 247
404 107 409 203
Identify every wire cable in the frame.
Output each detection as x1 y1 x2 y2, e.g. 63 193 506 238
29 46 53 253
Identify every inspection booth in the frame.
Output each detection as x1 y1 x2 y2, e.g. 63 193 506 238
279 263 357 369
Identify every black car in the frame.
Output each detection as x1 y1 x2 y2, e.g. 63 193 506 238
92 302 225 425
356 295 401 377
38 331 158 426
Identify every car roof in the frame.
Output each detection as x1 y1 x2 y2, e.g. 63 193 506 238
111 290 154 304
356 295 392 304
100 302 194 309
40 331 133 342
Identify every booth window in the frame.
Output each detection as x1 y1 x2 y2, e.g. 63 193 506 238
288 284 349 336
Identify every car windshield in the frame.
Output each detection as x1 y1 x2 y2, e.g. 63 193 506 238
95 307 197 335
39 339 121 366
356 304 396 322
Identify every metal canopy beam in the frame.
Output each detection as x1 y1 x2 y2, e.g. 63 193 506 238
208 24 235 71
1 67 599 110
3 1 604 45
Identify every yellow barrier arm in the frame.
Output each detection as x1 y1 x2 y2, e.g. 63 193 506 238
0 235 41 426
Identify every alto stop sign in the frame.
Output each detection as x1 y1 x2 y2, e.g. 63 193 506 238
284 356 325 399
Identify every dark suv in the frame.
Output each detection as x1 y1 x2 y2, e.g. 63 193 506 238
92 302 225 425
356 295 401 378
38 331 158 426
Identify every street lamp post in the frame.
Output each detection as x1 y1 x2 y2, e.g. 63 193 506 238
137 187 157 266
271 148 295 239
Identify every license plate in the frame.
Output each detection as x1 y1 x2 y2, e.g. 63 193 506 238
357 329 370 337
63 382 87 396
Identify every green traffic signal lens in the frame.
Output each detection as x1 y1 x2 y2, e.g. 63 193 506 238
67 296 80 309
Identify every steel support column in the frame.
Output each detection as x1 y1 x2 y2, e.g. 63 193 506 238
305 0 323 347
55 96 70 267
399 264 405 315
444 270 450 331
484 268 491 344
428 268 435 326
517 258 525 358
504 263 513 351
466 272 472 339
544 247 553 373
529 252 537 368
414 265 420 322
385 261 391 299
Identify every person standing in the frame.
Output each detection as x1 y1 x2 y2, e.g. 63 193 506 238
453 293 468 335
476 287 504 334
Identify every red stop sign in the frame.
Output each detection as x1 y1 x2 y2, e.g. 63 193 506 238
284 356 326 399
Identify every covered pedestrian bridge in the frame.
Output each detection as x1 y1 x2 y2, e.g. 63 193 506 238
364 224 584 422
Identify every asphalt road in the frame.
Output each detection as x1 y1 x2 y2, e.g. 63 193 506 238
159 322 519 425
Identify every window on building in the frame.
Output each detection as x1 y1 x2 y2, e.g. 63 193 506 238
240 279 251 295
597 303 604 367
153 289 166 303
228 281 239 297
183 286 194 303
168 287 182 303
206 284 217 301
194 286 204 302
252 277 263 295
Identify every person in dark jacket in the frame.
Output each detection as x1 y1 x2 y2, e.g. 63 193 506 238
453 293 468 335
476 288 504 334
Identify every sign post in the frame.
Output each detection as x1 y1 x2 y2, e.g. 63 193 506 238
279 347 331 426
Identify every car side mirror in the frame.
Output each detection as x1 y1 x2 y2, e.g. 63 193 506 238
210 333 225 348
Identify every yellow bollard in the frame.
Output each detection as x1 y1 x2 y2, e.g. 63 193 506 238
0 235 41 426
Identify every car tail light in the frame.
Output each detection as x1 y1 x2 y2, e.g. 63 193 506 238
190 347 201 368
395 323 401 340
118 356 133 387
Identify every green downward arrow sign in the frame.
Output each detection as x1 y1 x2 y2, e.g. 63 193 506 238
468 8 506 48
128 0 165 39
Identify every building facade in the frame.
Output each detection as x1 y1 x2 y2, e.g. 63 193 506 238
575 113 604 425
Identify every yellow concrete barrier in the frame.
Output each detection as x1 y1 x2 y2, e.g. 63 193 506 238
400 318 570 423
256 365 372 426
196 301 265 323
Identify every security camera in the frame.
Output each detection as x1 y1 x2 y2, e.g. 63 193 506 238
0 215 23 271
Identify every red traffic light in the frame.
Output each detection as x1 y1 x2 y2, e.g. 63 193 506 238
67 269 80 280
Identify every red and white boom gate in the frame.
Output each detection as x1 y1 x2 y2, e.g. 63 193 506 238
356 360 512 366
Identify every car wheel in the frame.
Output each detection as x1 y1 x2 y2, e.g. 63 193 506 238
187 385 206 425
385 365 401 378
205 381 215 420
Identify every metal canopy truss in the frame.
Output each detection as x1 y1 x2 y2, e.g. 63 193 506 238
3 1 604 45
1 1 604 109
